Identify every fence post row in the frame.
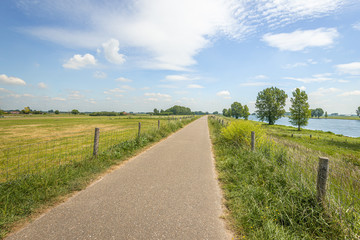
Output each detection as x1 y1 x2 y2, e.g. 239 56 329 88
93 128 100 156
158 120 160 130
138 122 141 138
316 157 329 205
251 131 255 151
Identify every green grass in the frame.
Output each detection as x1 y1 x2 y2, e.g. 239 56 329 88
263 124 360 166
209 117 356 239
0 117 196 239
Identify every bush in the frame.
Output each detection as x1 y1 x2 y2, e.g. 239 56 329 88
221 120 266 148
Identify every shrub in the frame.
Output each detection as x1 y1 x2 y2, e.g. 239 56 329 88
221 120 266 148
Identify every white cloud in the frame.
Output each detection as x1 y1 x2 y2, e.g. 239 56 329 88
20 0 347 70
121 85 135 90
216 90 231 99
23 93 35 97
0 74 26 85
253 75 268 79
144 92 171 98
216 90 230 96
336 62 360 75
52 97 66 101
104 88 125 95
146 98 158 102
284 76 332 83
158 84 178 89
38 82 47 89
165 75 192 81
0 88 12 93
63 54 97 69
69 91 84 99
338 90 360 97
263 28 339 51
187 84 204 89
116 77 132 82
292 86 306 91
102 39 126 64
310 87 341 97
85 98 96 104
94 71 107 79
353 22 360 31
240 82 271 86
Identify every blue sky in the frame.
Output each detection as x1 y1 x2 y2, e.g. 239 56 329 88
1 0 360 114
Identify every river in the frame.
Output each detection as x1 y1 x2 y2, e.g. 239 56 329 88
248 115 360 138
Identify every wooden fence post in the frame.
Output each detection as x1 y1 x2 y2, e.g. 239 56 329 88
93 128 100 156
138 122 141 138
158 120 160 130
251 131 255 151
317 157 329 205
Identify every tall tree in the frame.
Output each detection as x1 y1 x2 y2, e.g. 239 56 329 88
222 108 228 116
231 102 243 119
289 88 311 131
242 105 250 120
71 109 79 115
357 106 360 118
153 108 159 115
325 111 328 118
314 108 324 118
255 87 288 125
227 108 232 117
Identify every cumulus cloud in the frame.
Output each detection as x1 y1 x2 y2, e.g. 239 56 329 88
187 84 204 89
310 87 341 97
19 0 348 70
144 92 171 98
284 75 333 83
94 71 107 79
165 75 193 81
104 88 126 95
63 54 97 69
121 85 135 90
102 39 126 64
69 91 84 99
0 88 12 93
262 28 339 51
253 75 268 79
116 77 132 82
0 74 26 85
338 90 360 96
38 82 47 89
336 62 360 75
216 90 231 99
52 97 66 101
353 22 360 31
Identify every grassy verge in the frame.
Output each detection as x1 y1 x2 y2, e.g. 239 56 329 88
0 118 196 239
209 117 347 239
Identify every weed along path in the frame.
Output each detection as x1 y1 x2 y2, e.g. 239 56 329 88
7 116 230 240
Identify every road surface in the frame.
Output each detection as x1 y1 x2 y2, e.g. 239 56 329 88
7 116 230 240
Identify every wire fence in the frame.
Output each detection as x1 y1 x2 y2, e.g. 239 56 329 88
0 117 194 183
211 116 360 238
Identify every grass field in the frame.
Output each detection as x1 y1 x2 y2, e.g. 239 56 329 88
0 114 196 239
210 117 360 239
0 115 190 182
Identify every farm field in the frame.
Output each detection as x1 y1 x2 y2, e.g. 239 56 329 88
0 114 189 182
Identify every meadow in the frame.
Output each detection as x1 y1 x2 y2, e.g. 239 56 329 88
209 117 359 239
0 114 196 238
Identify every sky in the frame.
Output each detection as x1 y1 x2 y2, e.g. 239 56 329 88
0 0 360 114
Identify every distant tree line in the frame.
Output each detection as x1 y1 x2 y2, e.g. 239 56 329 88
89 111 127 116
153 105 192 115
222 102 250 120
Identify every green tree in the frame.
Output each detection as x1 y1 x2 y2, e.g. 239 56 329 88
356 106 360 118
289 88 311 131
153 108 159 115
231 102 243 119
165 105 192 115
213 111 219 115
222 108 228 116
255 86 288 125
0 109 4 116
242 105 250 120
71 109 79 115
227 108 232 117
55 110 60 114
21 106 31 114
325 111 328 118
314 108 324 118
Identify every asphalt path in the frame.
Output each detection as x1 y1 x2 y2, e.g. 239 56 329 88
7 116 230 240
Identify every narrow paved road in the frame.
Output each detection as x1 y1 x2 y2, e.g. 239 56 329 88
7 117 230 240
